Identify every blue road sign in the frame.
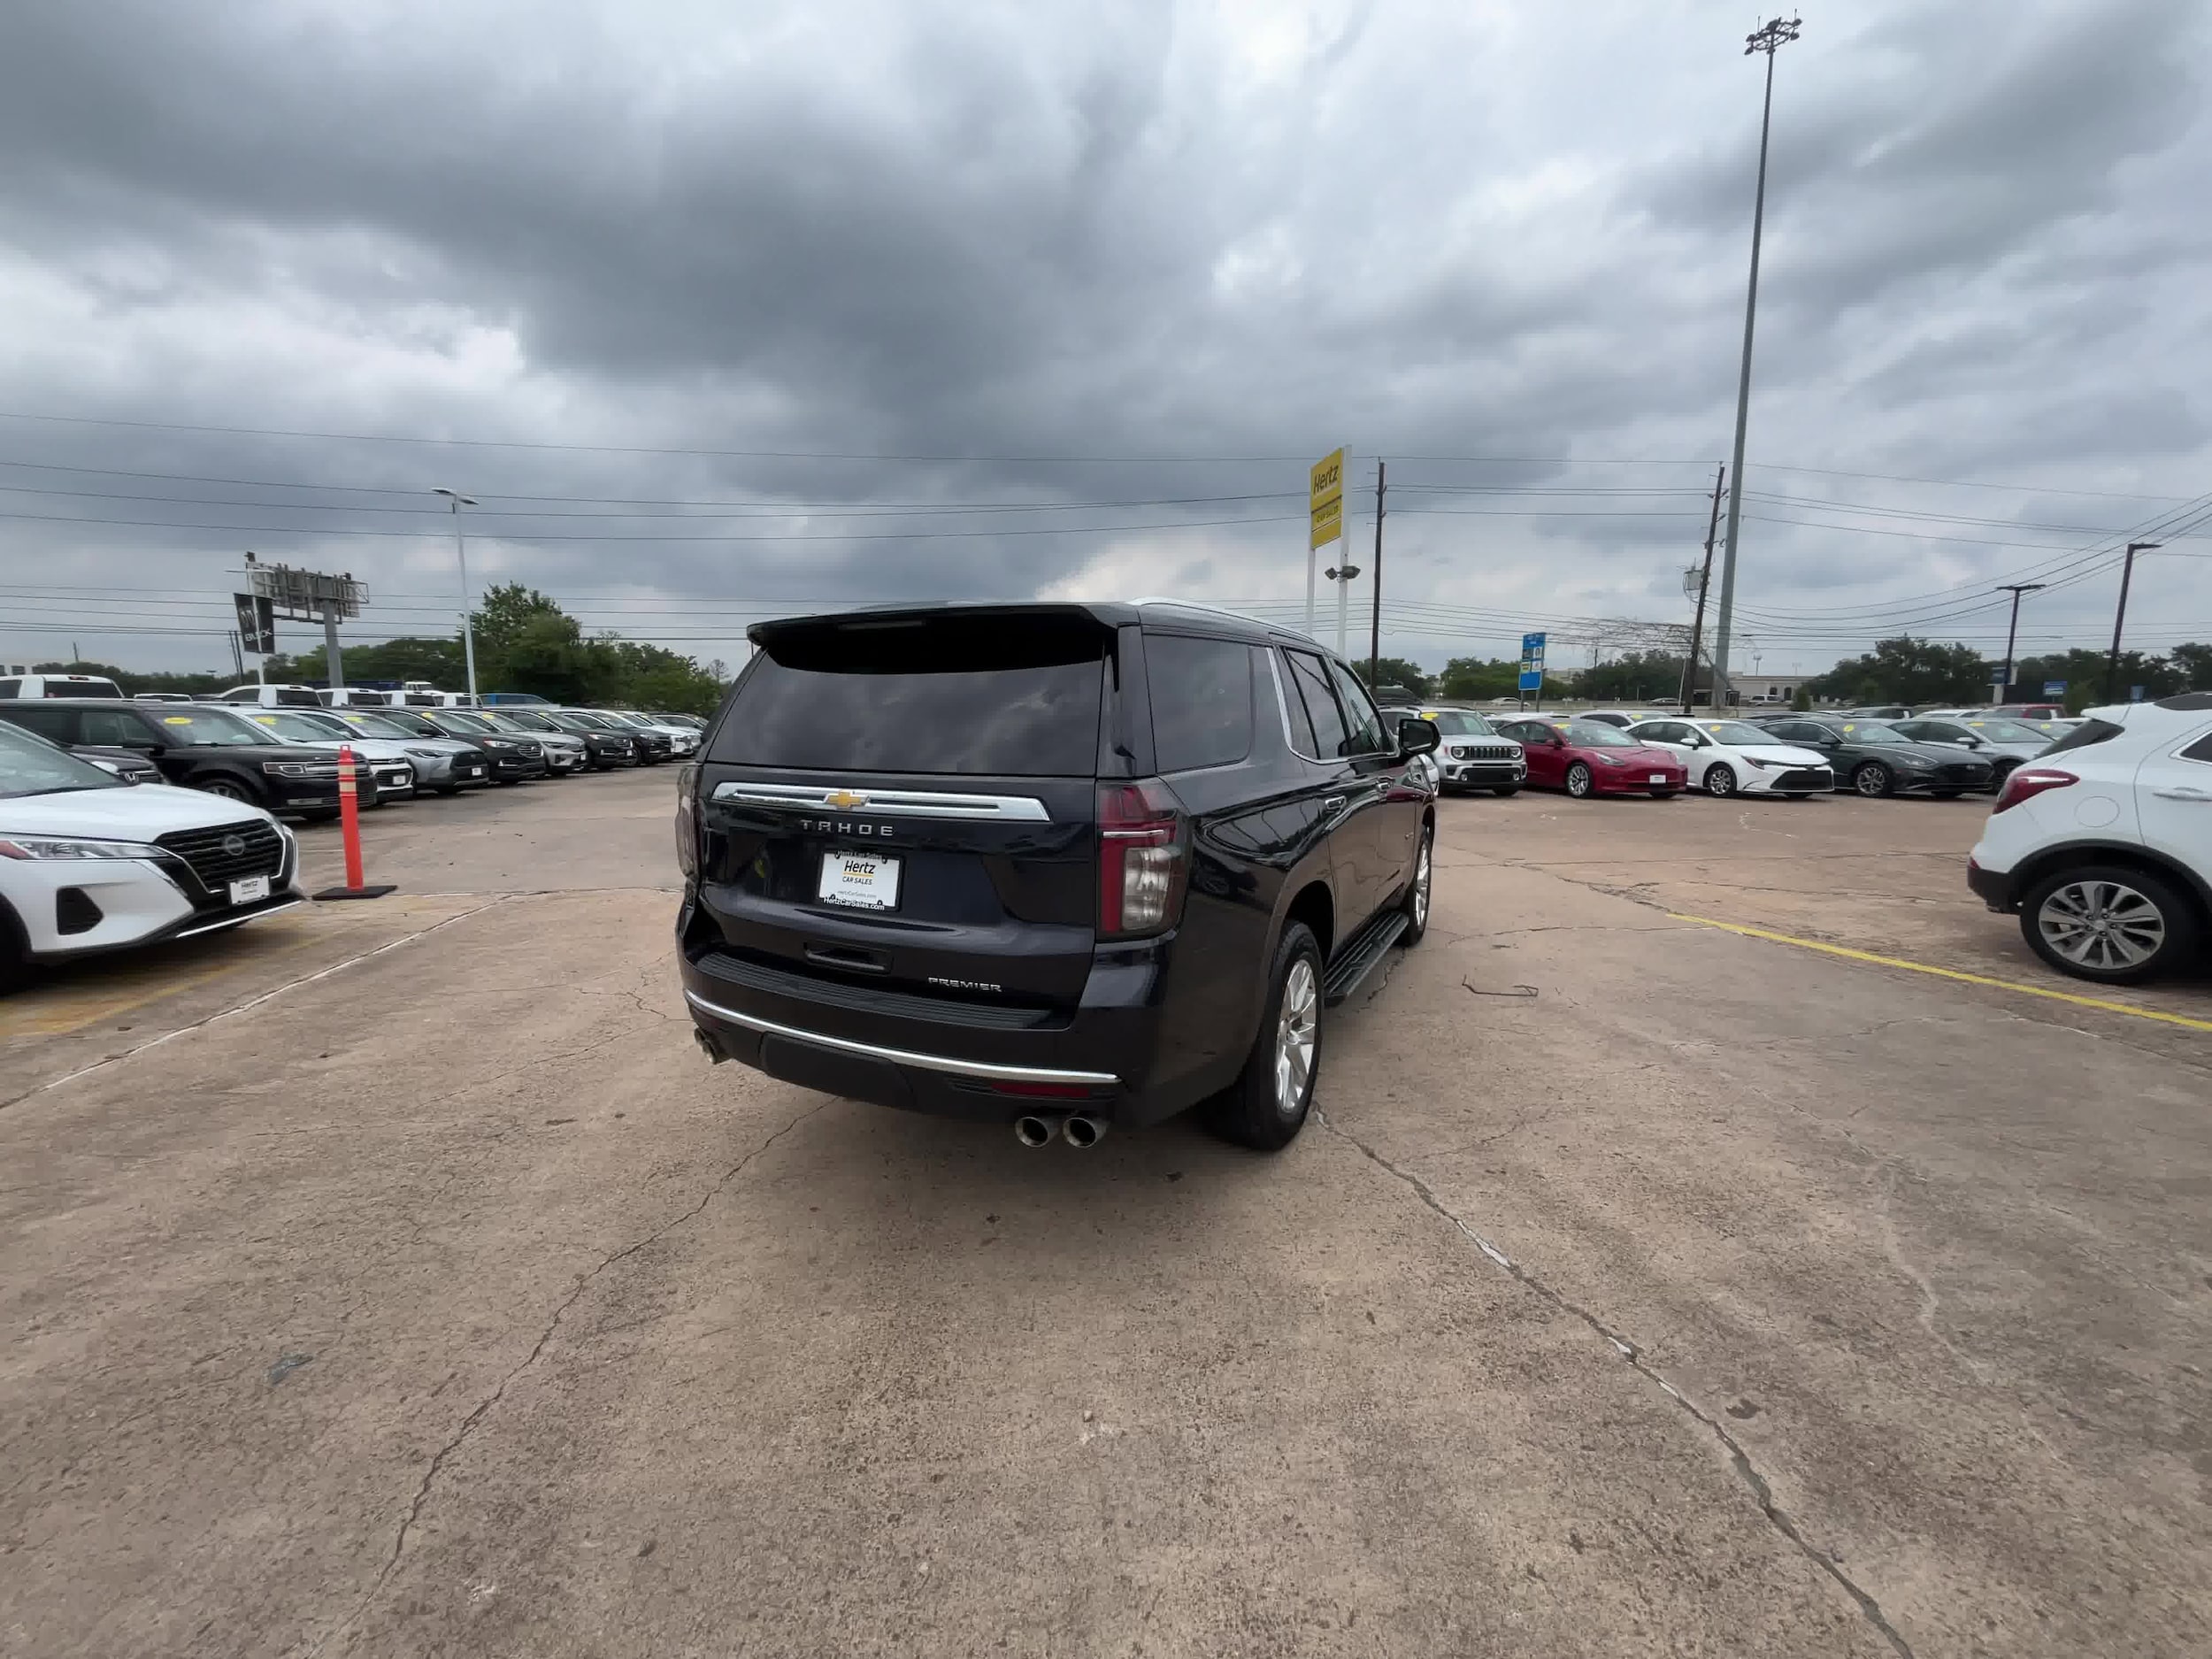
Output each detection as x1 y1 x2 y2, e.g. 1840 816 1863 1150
1517 670 1543 692
2042 680 2065 697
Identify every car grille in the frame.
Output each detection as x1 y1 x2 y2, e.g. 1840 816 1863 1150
1936 763 1990 783
156 820 285 891
1773 768 1832 790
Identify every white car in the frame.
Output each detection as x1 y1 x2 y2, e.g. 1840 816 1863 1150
0 672 127 700
0 723 302 987
1624 718 1834 798
594 709 701 756
1968 695 2212 983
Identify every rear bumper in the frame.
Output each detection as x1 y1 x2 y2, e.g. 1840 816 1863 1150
679 944 1170 1125
1967 856 2015 911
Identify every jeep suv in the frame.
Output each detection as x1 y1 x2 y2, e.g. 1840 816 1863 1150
675 603 1440 1149
1968 694 2212 983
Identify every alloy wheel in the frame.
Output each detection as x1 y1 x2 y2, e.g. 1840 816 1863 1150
1854 764 1890 797
1274 957 1318 1118
1566 764 1593 798
1412 835 1432 929
200 779 251 802
2037 879 2166 972
1705 765 1737 797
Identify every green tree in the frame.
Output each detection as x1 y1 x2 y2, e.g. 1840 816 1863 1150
1351 657 1431 700
1436 657 1522 701
1790 686 1814 712
2170 642 2212 691
2011 648 2182 712
1808 637 1991 706
1571 650 1686 703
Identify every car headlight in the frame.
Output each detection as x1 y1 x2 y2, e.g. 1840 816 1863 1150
1449 744 1472 759
1894 754 1932 769
1594 753 1627 766
1740 755 1771 769
407 747 443 759
263 761 322 777
0 834 166 861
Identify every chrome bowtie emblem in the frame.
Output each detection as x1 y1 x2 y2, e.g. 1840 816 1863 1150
220 833 247 857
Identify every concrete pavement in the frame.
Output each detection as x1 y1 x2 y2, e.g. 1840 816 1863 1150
3 772 2207 1656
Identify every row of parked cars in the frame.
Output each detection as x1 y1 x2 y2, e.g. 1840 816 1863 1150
1379 702 2085 803
0 685 706 987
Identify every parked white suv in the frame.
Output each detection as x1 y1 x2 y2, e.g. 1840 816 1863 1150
0 672 125 700
1968 695 2212 983
0 722 302 987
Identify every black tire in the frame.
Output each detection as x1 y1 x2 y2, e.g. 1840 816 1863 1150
2019 864 2200 986
1204 922 1325 1151
1493 786 1520 798
1397 821 1433 947
1564 762 1594 799
196 775 260 806
299 810 340 824
434 785 460 796
1851 762 1893 798
0 899 30 995
1704 764 1738 798
1930 790 1964 801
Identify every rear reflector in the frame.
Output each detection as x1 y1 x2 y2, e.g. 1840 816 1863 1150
1992 767 2077 814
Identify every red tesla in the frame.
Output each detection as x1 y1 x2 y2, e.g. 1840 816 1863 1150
1495 717 1687 799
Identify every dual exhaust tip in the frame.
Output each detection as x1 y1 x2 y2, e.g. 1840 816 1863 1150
1015 1112 1107 1149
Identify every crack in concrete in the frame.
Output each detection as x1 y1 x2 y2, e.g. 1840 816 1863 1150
2 899 510 1114
1312 1110 1917 1659
312 1096 831 1656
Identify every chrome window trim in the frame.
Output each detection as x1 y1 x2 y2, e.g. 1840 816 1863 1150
685 990 1120 1085
1268 647 1325 764
710 780 1050 821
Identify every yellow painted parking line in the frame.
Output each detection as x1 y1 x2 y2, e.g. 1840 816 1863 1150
1666 913 2212 1034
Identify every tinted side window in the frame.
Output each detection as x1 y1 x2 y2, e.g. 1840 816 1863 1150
2044 718 2124 757
2176 731 2212 764
2 705 75 742
1326 660 1390 756
80 710 150 746
1285 651 1350 759
1146 634 1253 772
0 680 19 698
1271 651 1320 757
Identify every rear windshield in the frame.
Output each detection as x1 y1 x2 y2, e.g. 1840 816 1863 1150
715 615 1106 776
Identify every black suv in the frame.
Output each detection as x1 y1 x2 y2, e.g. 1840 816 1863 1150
675 603 1440 1150
0 699 347 818
1747 714 1993 797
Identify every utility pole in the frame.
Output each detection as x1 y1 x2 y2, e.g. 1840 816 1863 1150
228 629 244 680
1680 464 1726 710
1995 582 2045 703
1368 460 1386 693
1709 14 1801 716
321 598 344 693
433 488 480 702
2106 542 2160 703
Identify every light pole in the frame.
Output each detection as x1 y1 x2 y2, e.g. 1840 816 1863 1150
1995 582 2045 703
1708 14 1801 715
433 488 480 702
2106 542 2160 703
1324 562 1362 658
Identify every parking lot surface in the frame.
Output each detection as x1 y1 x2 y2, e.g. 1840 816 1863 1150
4 776 2208 1656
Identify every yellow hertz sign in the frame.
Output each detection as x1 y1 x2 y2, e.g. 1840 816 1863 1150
1310 448 1345 549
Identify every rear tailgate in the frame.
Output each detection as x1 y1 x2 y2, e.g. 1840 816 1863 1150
691 608 1117 1016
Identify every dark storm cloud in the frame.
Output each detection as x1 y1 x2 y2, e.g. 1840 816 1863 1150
0 0 2206 677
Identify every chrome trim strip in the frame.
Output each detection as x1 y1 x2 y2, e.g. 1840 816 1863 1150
685 989 1119 1086
710 781 1049 821
172 897 307 940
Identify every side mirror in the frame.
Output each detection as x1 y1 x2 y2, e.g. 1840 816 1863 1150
1396 716 1440 757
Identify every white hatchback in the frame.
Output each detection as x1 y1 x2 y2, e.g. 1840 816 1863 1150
1968 695 2212 983
0 724 302 987
1624 718 1835 798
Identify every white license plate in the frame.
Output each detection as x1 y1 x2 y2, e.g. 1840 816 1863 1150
229 875 271 905
1648 773 1669 784
818 850 901 910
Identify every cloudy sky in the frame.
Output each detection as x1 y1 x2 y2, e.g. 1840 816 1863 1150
2 0 2208 682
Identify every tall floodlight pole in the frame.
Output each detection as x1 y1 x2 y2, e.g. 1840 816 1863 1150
2106 543 2160 703
433 488 480 703
1995 582 2045 703
1708 14 1801 714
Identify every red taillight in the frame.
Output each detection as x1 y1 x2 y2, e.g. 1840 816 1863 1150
1993 767 2077 814
1097 779 1187 938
